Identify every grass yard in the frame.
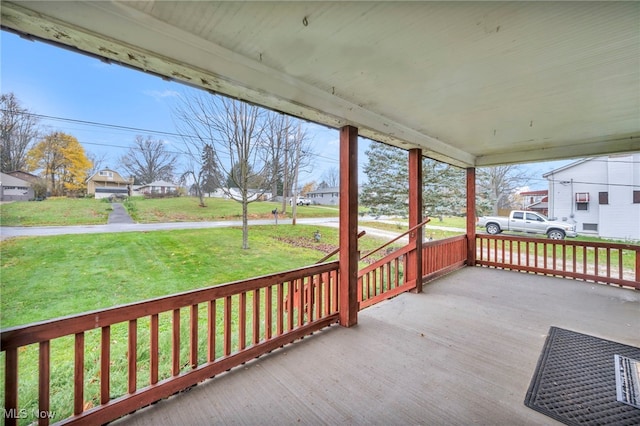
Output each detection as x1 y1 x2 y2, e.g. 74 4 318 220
0 224 399 424
0 197 111 226
0 196 339 226
126 196 338 222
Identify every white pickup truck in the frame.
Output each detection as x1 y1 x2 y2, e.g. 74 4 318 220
477 210 577 240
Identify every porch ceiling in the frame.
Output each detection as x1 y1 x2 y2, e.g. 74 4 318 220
2 1 639 167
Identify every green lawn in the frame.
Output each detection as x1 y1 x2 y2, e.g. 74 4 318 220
0 197 111 226
0 196 339 226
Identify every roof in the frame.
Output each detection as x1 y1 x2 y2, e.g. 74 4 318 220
308 186 340 195
138 181 177 188
87 169 129 182
520 190 547 196
0 172 31 187
2 2 639 167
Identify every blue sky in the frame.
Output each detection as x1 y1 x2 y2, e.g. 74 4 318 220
2 30 568 189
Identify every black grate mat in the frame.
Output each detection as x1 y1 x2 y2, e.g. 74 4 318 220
525 327 640 425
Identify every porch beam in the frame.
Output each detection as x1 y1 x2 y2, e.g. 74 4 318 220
466 167 477 265
339 125 359 327
408 149 423 293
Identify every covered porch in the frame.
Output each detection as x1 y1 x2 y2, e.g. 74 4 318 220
113 266 640 425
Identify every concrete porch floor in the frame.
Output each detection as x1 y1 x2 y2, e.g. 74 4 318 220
113 267 640 425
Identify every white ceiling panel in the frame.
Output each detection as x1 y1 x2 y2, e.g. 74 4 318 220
2 1 639 167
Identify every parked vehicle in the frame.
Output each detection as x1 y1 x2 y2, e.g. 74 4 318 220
477 210 577 240
297 197 311 206
290 196 311 206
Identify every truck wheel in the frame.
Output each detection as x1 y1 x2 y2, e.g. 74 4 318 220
547 230 565 240
486 223 501 235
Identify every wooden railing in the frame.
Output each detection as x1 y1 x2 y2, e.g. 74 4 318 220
358 234 469 310
358 242 415 309
476 234 640 290
1 262 340 426
422 235 468 282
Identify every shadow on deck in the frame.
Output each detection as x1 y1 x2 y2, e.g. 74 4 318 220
114 267 639 425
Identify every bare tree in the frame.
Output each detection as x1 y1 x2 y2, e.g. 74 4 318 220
320 167 339 188
86 151 108 178
174 93 272 249
1 93 39 172
477 165 532 215
120 135 178 184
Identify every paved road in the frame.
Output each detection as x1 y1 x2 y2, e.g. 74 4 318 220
0 204 464 241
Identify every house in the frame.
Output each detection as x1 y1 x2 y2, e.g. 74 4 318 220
87 169 132 199
137 180 178 196
6 170 40 185
208 187 271 201
519 189 548 216
0 172 34 201
306 186 340 205
543 153 640 241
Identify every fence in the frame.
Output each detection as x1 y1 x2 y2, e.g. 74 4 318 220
475 234 639 289
1 262 340 425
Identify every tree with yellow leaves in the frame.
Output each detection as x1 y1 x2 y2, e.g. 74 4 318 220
26 132 92 196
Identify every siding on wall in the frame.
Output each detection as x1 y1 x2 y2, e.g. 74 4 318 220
545 154 640 240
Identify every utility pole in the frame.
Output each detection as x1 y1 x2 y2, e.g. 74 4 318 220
291 123 302 225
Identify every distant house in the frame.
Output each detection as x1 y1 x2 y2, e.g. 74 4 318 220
138 180 178 196
520 189 548 216
306 186 340 205
6 170 40 185
87 169 132 199
543 154 640 240
0 172 34 201
208 187 271 201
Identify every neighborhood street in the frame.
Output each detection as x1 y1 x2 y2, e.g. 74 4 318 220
0 203 464 241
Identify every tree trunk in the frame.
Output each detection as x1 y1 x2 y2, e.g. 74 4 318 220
242 199 249 249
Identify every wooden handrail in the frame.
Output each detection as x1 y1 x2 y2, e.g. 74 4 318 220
316 230 366 263
360 218 431 261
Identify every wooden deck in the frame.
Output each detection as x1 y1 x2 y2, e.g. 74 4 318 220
113 267 639 425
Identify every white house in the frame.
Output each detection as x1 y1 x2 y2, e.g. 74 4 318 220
543 154 640 241
0 172 34 201
306 186 340 205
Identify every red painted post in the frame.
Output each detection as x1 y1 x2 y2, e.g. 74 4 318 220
466 167 476 265
339 125 359 327
408 148 423 293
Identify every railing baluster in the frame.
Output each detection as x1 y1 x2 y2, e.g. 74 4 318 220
39 340 50 426
287 281 294 331
171 309 180 375
207 301 215 362
224 296 232 356
128 319 137 393
265 286 273 340
618 248 623 281
253 289 260 345
74 332 84 415
297 279 304 327
101 326 110 405
190 304 198 369
239 292 247 350
5 348 18 426
606 248 611 278
150 314 159 384
277 283 284 336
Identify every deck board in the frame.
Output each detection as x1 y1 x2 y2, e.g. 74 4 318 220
113 267 639 425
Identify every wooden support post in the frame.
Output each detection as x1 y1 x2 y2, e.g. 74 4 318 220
466 167 477 266
339 125 358 327
408 149 423 293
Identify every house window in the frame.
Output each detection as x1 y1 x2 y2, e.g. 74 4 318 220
99 171 113 178
575 192 589 211
583 223 598 232
598 192 608 205
634 191 640 204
